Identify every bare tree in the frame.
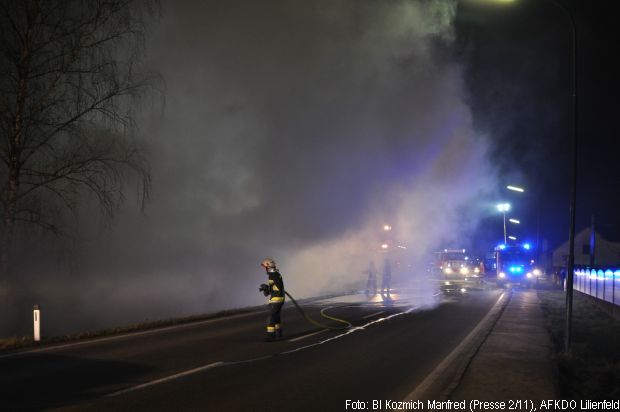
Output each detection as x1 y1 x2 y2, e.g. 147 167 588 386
0 0 159 276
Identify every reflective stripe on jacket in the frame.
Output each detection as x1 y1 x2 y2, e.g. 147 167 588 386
267 269 285 303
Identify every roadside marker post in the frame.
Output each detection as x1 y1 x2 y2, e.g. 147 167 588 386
33 305 41 342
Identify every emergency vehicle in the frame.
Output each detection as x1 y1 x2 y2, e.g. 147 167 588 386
495 243 543 288
434 249 483 280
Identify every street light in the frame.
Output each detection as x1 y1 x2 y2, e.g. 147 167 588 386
497 203 511 244
509 218 521 224
506 185 525 193
474 0 578 352
497 203 510 212
508 236 517 241
553 0 578 355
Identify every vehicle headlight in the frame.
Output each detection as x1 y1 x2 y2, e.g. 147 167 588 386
498 272 506 278
474 267 480 273
533 269 541 276
444 281 451 286
460 267 469 275
444 268 453 275
526 272 533 278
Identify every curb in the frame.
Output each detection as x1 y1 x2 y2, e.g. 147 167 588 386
403 290 511 401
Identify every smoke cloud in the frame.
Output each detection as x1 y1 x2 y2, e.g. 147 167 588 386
3 0 497 337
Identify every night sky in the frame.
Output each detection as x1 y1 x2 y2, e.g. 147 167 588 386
455 0 620 252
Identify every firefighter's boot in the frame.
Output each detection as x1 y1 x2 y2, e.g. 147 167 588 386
275 325 283 339
265 325 276 342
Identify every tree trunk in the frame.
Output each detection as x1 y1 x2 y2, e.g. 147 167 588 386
1 173 17 276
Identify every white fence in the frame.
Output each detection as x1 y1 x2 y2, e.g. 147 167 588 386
573 266 620 305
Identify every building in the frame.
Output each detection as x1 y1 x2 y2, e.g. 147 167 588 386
552 226 620 269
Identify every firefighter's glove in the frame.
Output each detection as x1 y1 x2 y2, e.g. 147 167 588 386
259 284 270 296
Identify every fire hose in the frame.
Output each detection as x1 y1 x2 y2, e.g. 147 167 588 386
284 290 352 330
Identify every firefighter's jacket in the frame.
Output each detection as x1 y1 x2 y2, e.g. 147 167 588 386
267 269 285 303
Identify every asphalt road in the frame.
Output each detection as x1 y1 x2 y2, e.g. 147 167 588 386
0 287 502 411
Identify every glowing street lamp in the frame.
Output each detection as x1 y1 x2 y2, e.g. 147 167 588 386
508 236 517 241
506 185 525 193
496 203 511 213
497 203 511 244
381 225 392 255
509 218 521 224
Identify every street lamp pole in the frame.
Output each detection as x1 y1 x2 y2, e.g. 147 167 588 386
547 0 577 353
476 0 577 351
497 203 511 244
566 4 577 355
503 211 507 244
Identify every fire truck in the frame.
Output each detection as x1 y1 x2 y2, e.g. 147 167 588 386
495 243 543 288
434 249 483 281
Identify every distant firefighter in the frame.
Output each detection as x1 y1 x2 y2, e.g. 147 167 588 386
259 258 285 342
365 261 377 298
381 259 392 300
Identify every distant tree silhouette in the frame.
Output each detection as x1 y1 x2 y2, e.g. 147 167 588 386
0 0 161 276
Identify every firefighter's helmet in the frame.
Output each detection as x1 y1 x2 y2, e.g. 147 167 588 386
261 258 276 269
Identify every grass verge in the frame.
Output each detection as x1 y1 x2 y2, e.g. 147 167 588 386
537 289 620 399
0 306 262 352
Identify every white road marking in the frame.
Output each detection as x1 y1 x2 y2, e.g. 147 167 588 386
287 329 328 342
362 311 386 319
281 306 419 355
107 361 225 397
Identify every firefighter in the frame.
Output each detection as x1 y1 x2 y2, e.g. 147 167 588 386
259 258 285 342
365 261 377 298
381 258 392 300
